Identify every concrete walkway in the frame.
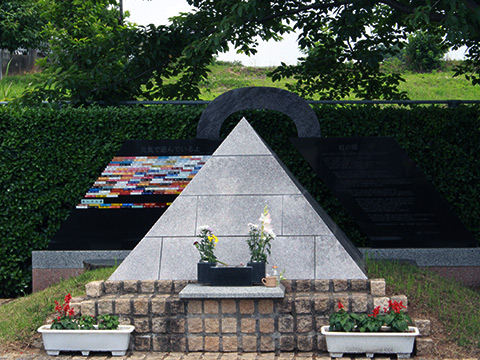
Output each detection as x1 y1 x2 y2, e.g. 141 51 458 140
0 351 478 360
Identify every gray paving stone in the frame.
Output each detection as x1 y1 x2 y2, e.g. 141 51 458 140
126 353 147 360
32 251 130 269
179 283 285 299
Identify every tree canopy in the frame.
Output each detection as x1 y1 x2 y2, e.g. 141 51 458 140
20 0 215 104
405 31 447 72
176 0 480 99
17 0 480 103
0 0 47 52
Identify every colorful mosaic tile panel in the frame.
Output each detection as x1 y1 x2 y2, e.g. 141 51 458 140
76 201 172 209
76 155 209 209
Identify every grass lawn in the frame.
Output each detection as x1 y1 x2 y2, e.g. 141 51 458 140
367 259 480 358
398 71 480 100
0 266 116 351
0 74 35 101
199 64 480 101
2 64 480 101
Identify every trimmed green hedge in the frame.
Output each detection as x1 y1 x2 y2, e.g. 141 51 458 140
1 104 478 297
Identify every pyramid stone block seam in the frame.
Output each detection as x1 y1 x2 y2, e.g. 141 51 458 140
313 232 317 279
194 193 299 198
194 194 199 237
180 156 302 196
212 153 272 157
157 237 163 279
281 193 285 237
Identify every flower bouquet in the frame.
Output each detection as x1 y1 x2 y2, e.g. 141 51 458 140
194 226 229 283
247 206 276 263
246 206 276 283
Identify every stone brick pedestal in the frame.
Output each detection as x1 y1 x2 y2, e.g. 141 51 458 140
70 278 431 353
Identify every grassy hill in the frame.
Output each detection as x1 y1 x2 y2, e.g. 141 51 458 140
2 62 480 101
199 62 480 100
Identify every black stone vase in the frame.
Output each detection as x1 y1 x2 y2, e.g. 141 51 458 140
197 262 215 284
248 261 266 284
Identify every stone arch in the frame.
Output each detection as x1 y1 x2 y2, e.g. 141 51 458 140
196 87 321 138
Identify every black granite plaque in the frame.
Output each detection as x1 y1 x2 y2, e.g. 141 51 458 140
48 209 164 250
115 139 221 156
48 139 221 250
292 137 476 248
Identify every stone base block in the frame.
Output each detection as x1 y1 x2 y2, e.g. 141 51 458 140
75 279 428 354
415 337 434 356
32 268 84 292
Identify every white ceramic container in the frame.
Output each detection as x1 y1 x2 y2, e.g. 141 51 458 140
38 324 135 356
321 325 419 358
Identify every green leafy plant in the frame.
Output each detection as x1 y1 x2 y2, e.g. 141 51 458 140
97 314 119 330
194 226 221 264
0 267 116 346
247 206 276 263
367 259 480 353
329 302 357 332
330 301 413 333
405 31 446 72
77 315 96 330
355 306 384 332
50 294 78 330
49 293 120 330
0 58 14 100
0 0 47 53
383 300 413 332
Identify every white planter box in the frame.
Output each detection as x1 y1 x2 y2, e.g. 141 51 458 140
321 325 419 358
38 325 135 356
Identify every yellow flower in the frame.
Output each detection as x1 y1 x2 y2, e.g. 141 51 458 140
208 234 219 245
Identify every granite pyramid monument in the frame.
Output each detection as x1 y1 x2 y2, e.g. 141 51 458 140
110 118 366 280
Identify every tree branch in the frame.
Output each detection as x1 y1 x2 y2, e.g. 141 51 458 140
259 1 352 23
376 0 414 15
258 0 479 25
378 0 444 22
378 0 479 22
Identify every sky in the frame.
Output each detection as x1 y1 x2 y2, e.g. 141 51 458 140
122 0 466 67
123 0 304 67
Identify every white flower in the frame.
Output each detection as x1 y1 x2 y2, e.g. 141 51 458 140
259 211 272 226
198 225 211 233
263 221 274 234
265 229 276 239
